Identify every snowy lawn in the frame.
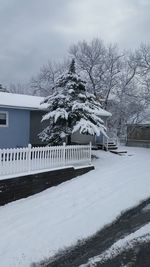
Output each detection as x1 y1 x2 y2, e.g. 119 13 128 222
0 146 150 267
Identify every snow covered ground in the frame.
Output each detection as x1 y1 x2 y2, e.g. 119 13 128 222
0 146 150 267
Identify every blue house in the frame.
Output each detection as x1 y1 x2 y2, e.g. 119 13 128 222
0 92 112 149
0 92 46 149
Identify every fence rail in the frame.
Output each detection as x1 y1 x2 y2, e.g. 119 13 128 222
0 143 91 178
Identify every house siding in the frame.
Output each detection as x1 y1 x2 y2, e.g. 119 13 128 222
71 116 108 145
0 107 30 149
71 131 95 144
30 111 47 146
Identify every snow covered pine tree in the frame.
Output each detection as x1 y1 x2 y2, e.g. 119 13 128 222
39 59 107 145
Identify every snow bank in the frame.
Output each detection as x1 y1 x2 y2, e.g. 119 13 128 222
0 147 150 267
80 223 150 266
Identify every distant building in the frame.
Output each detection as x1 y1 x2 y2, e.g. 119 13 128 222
126 107 150 148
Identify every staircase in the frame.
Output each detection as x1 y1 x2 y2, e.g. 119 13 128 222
106 141 118 151
96 137 118 151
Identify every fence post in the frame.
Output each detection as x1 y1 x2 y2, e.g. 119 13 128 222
102 135 104 150
28 144 32 172
89 142 92 165
0 149 1 175
63 142 66 166
106 137 108 151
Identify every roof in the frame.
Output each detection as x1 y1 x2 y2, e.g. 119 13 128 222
0 92 111 116
0 92 46 110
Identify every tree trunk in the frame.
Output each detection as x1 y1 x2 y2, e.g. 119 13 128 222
66 135 72 145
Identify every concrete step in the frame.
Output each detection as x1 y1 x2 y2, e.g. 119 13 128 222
110 150 127 155
108 146 118 150
108 144 117 147
96 142 118 151
106 142 118 150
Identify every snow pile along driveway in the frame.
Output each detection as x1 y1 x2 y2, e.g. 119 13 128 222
0 147 150 267
80 223 150 266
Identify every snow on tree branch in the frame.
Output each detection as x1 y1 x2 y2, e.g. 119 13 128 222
39 59 110 145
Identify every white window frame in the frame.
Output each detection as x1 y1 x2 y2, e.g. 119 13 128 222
0 111 9 127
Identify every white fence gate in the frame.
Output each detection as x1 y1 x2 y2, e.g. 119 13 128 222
0 143 91 178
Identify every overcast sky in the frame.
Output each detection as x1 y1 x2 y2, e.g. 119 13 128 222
0 0 150 87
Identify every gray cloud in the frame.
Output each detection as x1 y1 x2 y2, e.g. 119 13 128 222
0 0 150 87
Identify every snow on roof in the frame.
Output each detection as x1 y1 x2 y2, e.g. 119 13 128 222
0 92 46 110
0 92 111 116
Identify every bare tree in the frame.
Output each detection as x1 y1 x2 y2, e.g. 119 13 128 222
9 83 33 95
135 44 150 104
69 39 106 97
102 44 123 109
29 38 150 140
70 39 150 138
30 60 69 96
110 49 149 137
70 40 123 107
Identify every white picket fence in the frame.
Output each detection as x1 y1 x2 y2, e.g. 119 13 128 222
0 143 91 178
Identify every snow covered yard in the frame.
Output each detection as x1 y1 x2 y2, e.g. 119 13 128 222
0 147 150 267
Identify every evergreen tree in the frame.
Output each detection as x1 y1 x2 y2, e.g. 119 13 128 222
39 60 107 145
0 84 8 92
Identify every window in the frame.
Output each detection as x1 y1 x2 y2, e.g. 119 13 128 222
0 112 8 127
